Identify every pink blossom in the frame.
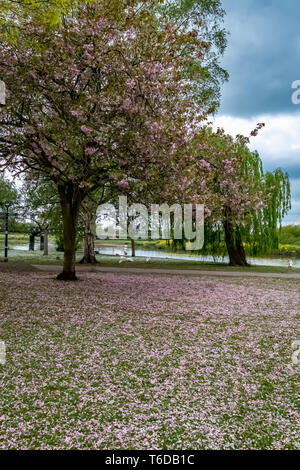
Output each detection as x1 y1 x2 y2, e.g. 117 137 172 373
23 125 35 134
80 125 92 135
200 159 211 170
126 78 135 89
117 178 129 188
85 147 97 156
121 97 132 111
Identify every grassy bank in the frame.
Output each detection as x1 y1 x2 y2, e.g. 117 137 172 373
1 233 300 274
1 249 300 274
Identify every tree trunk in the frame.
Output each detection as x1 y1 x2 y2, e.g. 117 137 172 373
40 234 44 251
57 188 82 281
130 238 136 257
43 230 48 256
29 234 35 251
79 212 97 264
223 210 248 267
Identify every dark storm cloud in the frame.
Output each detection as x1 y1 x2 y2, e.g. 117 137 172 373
219 0 300 117
217 0 300 223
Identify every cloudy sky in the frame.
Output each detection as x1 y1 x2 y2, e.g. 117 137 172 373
214 0 300 224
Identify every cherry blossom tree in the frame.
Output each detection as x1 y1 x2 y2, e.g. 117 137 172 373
0 1 227 279
170 125 290 266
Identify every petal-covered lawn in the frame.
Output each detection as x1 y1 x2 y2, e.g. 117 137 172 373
0 267 299 449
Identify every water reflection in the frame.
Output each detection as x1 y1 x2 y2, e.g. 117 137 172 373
96 245 300 268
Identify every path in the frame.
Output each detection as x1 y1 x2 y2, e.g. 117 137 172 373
32 265 300 280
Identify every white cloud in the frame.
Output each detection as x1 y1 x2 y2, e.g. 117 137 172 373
213 113 300 171
213 113 300 224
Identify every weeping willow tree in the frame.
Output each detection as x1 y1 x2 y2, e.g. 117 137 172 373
205 170 290 267
171 129 291 265
240 168 291 256
198 152 291 265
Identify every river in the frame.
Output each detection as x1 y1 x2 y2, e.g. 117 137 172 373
95 245 300 268
11 242 300 268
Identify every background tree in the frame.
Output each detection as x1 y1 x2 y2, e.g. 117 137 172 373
0 176 18 209
170 126 291 266
22 179 60 255
240 168 291 257
278 225 300 246
78 186 111 264
202 130 291 265
155 0 228 114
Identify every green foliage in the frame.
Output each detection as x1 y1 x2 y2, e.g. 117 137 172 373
240 168 291 255
54 231 64 252
0 178 22 234
8 219 31 233
0 1 95 38
55 231 81 252
278 225 300 246
198 133 291 256
21 180 61 246
0 177 18 209
155 0 228 113
172 221 227 256
170 133 291 257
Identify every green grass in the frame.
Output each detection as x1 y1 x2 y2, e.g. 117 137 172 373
1 249 300 274
0 269 299 449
